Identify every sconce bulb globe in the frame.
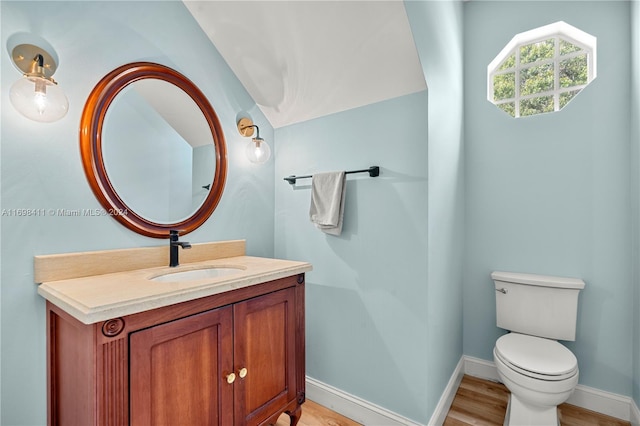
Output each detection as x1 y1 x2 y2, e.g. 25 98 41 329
10 76 68 123
245 138 271 164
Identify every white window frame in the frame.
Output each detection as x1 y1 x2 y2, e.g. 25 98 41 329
487 21 597 118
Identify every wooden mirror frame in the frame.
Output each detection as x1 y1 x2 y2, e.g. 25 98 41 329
80 62 227 238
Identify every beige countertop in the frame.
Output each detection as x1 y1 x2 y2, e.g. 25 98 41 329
36 241 312 324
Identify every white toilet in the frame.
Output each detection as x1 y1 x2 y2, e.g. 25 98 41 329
492 271 585 426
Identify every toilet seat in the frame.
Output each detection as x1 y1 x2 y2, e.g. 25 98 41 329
495 333 578 381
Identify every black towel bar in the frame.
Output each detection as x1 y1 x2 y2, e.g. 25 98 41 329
284 166 379 185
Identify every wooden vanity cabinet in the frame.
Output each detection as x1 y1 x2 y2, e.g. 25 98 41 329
46 274 305 426
129 305 235 425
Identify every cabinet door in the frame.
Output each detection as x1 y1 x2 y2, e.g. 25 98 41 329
234 287 297 425
130 306 234 426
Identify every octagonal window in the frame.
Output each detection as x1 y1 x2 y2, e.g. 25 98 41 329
487 21 597 118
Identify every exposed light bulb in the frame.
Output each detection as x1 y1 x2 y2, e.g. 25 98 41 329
34 78 48 115
34 92 47 115
237 118 272 165
10 76 68 123
9 48 69 123
245 138 271 164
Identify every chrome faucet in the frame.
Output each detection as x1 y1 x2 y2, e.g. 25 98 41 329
169 230 191 267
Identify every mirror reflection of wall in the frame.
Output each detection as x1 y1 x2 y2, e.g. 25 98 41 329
102 79 215 224
192 144 215 211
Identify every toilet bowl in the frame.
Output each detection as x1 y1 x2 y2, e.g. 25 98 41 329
491 271 585 426
494 333 579 425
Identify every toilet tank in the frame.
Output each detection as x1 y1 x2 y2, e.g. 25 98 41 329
492 271 585 341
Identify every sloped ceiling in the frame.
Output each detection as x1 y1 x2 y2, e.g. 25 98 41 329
183 1 427 128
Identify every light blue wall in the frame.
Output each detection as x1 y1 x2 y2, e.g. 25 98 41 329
1 2 274 424
464 0 633 397
404 0 465 416
274 92 431 423
273 2 464 422
103 90 193 223
632 0 640 409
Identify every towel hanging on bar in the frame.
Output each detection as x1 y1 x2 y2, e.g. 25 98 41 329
309 171 346 236
284 166 379 185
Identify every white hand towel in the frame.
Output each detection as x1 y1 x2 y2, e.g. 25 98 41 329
309 171 346 236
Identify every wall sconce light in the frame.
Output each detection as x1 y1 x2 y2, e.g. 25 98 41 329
237 117 271 164
9 43 69 123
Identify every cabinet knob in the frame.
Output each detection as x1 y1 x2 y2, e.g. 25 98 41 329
238 367 248 379
226 373 236 384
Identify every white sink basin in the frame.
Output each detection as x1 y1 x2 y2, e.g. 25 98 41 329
150 267 243 283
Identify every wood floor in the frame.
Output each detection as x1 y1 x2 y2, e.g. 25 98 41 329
275 400 362 426
445 375 631 426
276 375 631 425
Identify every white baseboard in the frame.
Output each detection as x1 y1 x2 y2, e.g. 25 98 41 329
307 356 640 426
568 384 636 422
305 376 422 426
631 397 640 426
462 355 501 382
427 357 465 425
427 355 502 425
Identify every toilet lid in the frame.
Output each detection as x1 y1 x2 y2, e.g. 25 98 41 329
495 333 578 378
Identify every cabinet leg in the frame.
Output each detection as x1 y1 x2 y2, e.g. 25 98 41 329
288 404 302 426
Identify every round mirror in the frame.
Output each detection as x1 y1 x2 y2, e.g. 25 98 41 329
80 62 227 238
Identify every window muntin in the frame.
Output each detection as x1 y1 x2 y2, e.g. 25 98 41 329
487 22 596 118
